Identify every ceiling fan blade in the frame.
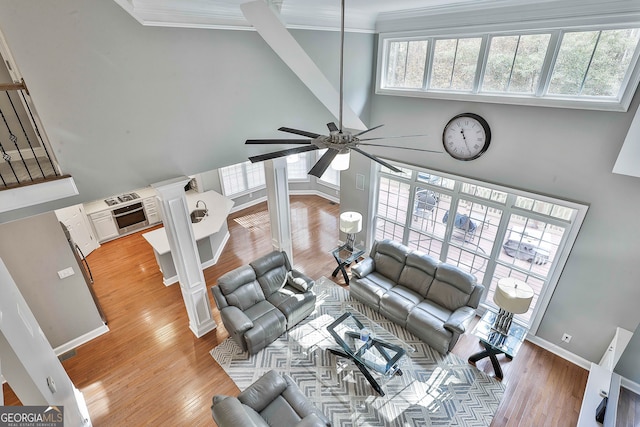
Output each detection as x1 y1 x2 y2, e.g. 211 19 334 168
246 139 312 145
278 127 323 139
248 145 319 163
359 142 443 154
359 134 429 142
354 124 384 137
308 148 340 178
327 122 339 132
351 147 402 173
240 1 367 131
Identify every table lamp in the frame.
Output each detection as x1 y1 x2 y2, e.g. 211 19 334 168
493 277 533 334
340 211 362 251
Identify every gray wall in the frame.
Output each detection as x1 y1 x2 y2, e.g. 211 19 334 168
0 212 104 349
615 324 640 384
0 0 374 223
341 86 640 364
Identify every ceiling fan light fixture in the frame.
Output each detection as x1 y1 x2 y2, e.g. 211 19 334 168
331 149 350 171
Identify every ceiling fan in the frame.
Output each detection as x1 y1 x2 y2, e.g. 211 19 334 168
241 0 441 178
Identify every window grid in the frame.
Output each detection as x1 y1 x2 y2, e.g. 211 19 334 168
219 161 266 197
379 26 640 109
375 164 585 328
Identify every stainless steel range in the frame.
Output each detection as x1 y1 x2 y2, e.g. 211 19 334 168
104 192 140 206
105 192 148 234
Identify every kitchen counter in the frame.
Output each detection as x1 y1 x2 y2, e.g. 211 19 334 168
84 187 158 215
142 190 234 285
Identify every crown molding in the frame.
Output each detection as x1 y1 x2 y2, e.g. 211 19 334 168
376 0 640 34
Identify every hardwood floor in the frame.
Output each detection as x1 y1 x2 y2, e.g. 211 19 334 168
2 195 603 426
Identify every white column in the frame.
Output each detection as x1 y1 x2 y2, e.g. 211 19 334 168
152 177 216 338
264 158 293 263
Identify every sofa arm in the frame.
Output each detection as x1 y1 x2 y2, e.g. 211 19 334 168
444 306 476 334
288 269 316 292
211 396 269 427
221 306 254 336
238 370 288 412
351 257 375 279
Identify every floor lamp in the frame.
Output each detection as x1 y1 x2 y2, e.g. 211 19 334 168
493 277 534 334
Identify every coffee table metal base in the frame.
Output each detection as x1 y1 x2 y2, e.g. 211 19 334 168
327 343 403 396
468 342 507 379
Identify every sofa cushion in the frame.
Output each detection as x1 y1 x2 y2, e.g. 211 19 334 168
379 286 422 326
426 263 476 311
397 252 439 297
261 396 302 426
218 265 268 310
406 301 454 354
251 252 290 297
267 288 316 328
371 240 410 282
349 272 397 310
243 305 287 354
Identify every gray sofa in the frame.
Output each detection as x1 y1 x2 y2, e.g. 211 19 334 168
211 251 316 354
211 370 331 427
350 239 484 354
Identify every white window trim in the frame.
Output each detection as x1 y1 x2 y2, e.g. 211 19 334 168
217 162 266 198
376 23 640 112
371 160 588 335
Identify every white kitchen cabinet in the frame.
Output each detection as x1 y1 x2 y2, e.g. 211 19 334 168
143 196 162 225
89 211 119 242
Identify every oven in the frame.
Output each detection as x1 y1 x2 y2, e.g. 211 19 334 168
112 201 149 235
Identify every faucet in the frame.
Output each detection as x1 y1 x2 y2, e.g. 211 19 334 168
196 200 208 215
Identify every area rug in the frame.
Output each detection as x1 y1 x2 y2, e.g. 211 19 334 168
210 277 504 426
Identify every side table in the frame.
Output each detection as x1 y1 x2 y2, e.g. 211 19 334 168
331 244 364 285
468 310 528 379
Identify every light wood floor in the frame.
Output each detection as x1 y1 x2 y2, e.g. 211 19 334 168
3 194 630 426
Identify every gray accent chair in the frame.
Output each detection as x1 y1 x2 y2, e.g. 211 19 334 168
350 239 484 354
211 251 316 354
211 370 331 427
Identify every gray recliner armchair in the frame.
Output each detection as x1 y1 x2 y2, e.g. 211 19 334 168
211 251 316 354
211 370 331 426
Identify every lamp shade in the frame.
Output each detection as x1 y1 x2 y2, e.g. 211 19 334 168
331 150 350 171
493 277 533 314
339 211 362 234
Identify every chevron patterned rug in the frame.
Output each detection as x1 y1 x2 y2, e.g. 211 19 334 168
210 277 504 426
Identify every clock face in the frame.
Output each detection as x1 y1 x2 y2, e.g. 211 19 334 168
442 113 491 161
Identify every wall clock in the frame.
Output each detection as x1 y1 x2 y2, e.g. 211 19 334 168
442 113 491 161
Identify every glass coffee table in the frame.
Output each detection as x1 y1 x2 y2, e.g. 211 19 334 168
326 311 406 396
468 310 528 379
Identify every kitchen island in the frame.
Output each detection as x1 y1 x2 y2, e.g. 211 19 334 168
142 190 234 286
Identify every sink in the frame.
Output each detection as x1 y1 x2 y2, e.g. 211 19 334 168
190 209 208 223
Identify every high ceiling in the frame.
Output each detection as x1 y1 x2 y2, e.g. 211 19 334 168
112 0 566 33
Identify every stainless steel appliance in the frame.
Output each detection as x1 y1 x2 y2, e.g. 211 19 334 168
113 200 149 235
60 222 107 324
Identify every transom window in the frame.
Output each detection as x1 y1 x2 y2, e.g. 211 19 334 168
374 164 587 332
378 27 640 111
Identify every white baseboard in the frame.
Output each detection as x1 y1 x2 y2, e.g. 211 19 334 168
289 189 340 204
527 335 640 395
526 334 592 370
53 324 109 356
